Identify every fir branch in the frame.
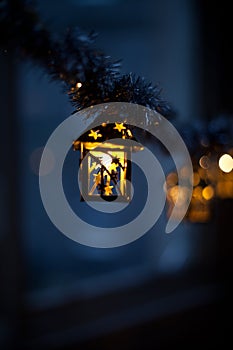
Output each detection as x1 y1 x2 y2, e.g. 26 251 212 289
0 0 174 117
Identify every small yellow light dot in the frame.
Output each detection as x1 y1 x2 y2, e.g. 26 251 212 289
202 185 214 200
218 153 233 173
193 186 203 199
193 172 200 186
166 172 178 186
76 82 82 88
168 186 179 202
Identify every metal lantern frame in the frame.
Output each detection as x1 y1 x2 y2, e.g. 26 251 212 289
73 122 140 202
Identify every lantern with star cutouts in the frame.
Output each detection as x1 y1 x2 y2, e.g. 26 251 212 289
73 122 143 202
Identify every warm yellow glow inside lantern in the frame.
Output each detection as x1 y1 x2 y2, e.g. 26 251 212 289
73 122 141 202
85 148 129 200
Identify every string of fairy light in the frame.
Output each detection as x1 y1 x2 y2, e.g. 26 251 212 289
166 116 233 223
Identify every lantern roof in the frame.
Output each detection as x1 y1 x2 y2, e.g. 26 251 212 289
73 122 139 151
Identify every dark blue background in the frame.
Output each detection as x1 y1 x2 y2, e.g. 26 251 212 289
0 1 232 349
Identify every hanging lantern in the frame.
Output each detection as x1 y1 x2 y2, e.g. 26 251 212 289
73 122 143 202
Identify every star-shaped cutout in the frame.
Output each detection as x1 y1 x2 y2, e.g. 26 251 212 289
109 163 119 172
104 184 114 196
113 123 126 132
93 172 102 184
88 129 102 140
